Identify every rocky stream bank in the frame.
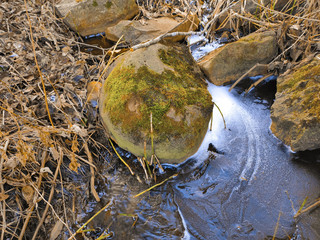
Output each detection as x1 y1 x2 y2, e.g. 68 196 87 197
1 0 320 239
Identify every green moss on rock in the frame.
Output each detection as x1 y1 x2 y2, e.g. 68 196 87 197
100 43 213 163
271 57 320 151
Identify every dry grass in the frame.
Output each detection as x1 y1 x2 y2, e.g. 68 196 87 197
0 0 115 238
1 0 319 239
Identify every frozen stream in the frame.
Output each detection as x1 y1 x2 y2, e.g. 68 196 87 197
80 81 320 240
75 37 320 240
172 84 320 239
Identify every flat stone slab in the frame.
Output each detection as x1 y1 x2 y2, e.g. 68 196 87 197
105 15 199 45
55 0 139 36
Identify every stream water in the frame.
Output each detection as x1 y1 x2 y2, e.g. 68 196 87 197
74 80 320 240
75 36 320 240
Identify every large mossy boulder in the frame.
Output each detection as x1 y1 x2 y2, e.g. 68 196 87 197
270 56 320 152
99 43 213 163
198 31 277 85
55 0 139 36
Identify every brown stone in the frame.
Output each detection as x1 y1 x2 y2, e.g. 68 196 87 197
105 15 200 45
55 0 139 36
198 31 277 85
270 56 320 151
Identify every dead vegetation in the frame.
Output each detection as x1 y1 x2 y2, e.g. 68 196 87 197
0 0 319 239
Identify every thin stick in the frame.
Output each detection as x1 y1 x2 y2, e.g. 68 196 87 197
294 199 320 218
83 141 100 202
109 139 134 175
18 150 48 240
150 113 154 156
30 181 69 233
134 173 178 198
210 104 214 131
137 157 148 180
24 0 54 127
245 73 273 94
229 63 268 92
67 201 112 240
0 140 9 240
31 147 64 240
213 102 226 129
132 2 236 50
58 165 74 237
251 0 320 22
272 211 282 240
231 11 278 27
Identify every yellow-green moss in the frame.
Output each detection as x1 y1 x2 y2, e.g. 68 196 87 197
278 59 320 121
105 1 112 8
103 48 212 144
278 61 320 92
92 0 98 7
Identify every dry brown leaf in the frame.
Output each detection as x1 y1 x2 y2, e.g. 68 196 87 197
3 157 19 170
69 153 80 172
49 146 60 161
0 193 9 201
70 124 88 137
62 46 71 56
87 81 102 102
22 185 34 204
49 221 64 240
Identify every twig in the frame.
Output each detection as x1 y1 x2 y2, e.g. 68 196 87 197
251 0 320 22
132 2 237 50
31 147 64 240
18 150 48 240
83 141 100 202
24 0 54 127
137 157 149 180
231 11 277 27
67 200 112 240
272 211 282 240
294 199 320 218
229 63 268 91
109 139 134 175
58 165 74 237
29 181 69 233
270 30 307 64
0 140 9 240
245 73 273 94
213 102 226 129
134 173 178 198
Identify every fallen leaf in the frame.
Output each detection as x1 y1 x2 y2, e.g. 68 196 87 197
22 185 34 204
0 193 9 201
87 81 102 102
40 167 53 175
50 221 64 240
